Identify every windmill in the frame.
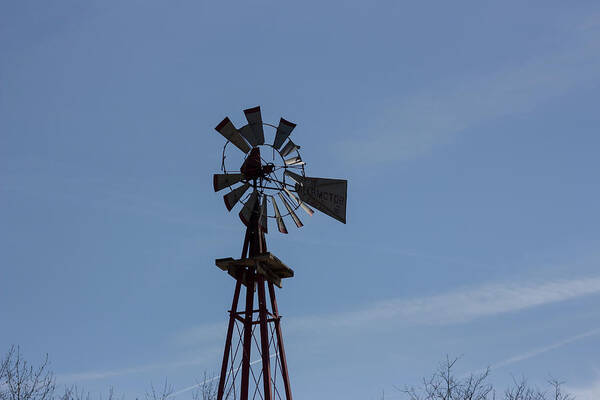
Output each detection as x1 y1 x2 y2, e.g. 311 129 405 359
212 106 347 400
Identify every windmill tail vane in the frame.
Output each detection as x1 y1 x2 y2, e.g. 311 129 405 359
209 106 347 400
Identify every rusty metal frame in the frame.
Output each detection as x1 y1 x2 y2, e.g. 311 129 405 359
216 198 292 400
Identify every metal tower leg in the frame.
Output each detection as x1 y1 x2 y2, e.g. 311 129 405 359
257 276 273 400
216 279 242 400
268 282 293 400
216 200 293 400
240 273 255 400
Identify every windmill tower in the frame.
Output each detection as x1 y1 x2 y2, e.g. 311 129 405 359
212 106 347 400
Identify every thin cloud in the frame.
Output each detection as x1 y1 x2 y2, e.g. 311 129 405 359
490 327 600 370
287 276 600 332
340 15 600 163
569 374 600 399
56 355 214 383
464 327 600 377
176 275 600 346
62 275 600 385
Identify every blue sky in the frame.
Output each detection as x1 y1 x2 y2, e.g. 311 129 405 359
2 1 600 399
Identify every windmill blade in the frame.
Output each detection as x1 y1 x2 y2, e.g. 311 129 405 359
284 170 304 184
283 171 316 215
239 124 260 147
215 117 251 153
259 195 268 233
278 192 303 228
280 139 300 157
273 118 296 150
294 176 347 224
243 106 265 145
239 190 259 226
283 187 314 216
271 196 288 234
284 156 304 166
213 173 244 192
223 182 250 211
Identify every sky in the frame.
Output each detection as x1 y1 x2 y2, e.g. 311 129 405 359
1 1 600 399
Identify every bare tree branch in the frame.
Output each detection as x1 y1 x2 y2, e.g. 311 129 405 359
1 346 55 400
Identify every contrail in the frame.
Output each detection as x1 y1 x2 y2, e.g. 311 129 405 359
491 327 600 370
166 353 278 399
467 327 600 377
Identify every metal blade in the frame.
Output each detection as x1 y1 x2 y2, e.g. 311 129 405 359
280 139 299 157
283 187 314 216
239 125 259 147
271 196 288 234
284 156 304 166
215 117 251 153
259 195 268 233
273 118 296 149
243 106 265 145
239 190 259 226
223 182 250 211
294 176 347 224
278 192 303 228
284 170 304 184
213 173 244 192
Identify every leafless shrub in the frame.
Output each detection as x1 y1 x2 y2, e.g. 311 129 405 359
145 380 173 400
0 346 55 400
191 373 217 400
400 356 492 400
399 357 573 400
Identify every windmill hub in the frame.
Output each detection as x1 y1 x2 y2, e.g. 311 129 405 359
240 147 274 181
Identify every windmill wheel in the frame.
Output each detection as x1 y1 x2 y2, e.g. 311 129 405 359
213 106 348 234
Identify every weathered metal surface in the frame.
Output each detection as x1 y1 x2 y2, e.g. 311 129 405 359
257 275 273 400
215 117 251 153
280 139 299 157
284 156 304 166
240 270 254 400
239 190 259 226
216 279 241 400
215 253 292 273
215 252 294 288
243 106 265 145
296 177 347 224
240 147 262 179
286 171 347 224
268 282 293 400
278 192 303 228
255 252 294 279
271 195 288 234
284 170 303 184
239 124 259 147
283 187 314 216
223 182 250 211
259 194 268 234
213 173 244 192
273 118 296 150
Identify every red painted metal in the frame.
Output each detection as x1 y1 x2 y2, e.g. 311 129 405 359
216 196 292 400
268 282 293 400
257 275 273 399
216 279 242 400
239 271 254 400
